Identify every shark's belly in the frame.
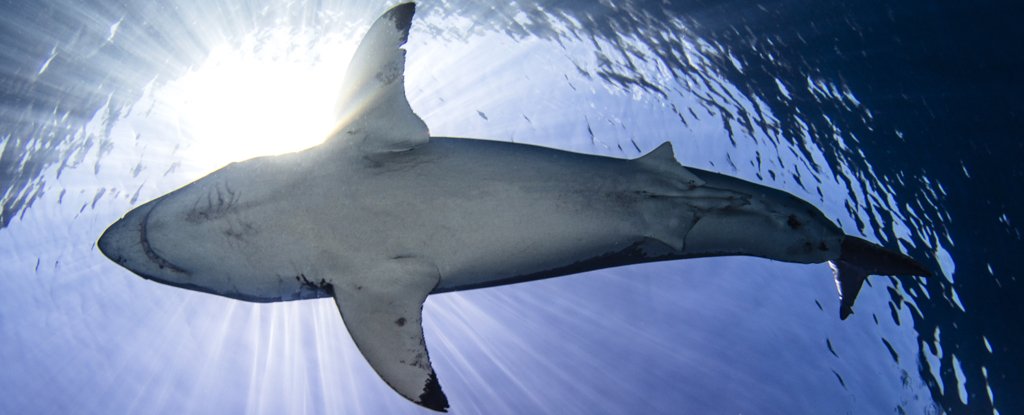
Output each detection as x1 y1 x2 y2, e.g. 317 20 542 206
345 144 653 292
139 138 683 301
426 189 645 291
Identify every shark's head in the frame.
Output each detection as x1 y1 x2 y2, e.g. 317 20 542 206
98 195 194 288
97 166 298 302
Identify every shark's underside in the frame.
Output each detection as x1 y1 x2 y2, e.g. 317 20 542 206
98 3 931 412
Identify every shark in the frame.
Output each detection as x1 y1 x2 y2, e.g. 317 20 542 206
97 2 931 412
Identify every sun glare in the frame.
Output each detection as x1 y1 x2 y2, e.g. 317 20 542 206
160 29 358 172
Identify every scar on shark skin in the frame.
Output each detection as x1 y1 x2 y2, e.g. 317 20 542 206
787 214 803 229
295 273 333 292
186 182 240 224
222 220 258 242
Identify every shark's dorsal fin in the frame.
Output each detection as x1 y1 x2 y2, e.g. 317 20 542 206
635 141 704 186
331 257 448 412
329 2 428 154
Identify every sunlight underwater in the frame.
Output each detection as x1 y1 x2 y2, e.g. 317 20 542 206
0 1 975 414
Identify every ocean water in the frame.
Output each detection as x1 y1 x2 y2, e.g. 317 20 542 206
1 1 1020 414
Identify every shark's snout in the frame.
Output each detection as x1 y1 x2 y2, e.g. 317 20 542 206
97 223 115 259
98 208 144 265
98 200 188 282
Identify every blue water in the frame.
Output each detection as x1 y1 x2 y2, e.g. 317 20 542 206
1 1 1019 414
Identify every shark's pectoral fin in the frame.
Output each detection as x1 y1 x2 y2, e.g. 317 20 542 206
331 257 448 412
329 2 428 155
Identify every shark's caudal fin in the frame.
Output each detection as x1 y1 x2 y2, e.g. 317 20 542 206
829 236 932 320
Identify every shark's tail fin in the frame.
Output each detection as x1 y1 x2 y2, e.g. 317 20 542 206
829 236 932 320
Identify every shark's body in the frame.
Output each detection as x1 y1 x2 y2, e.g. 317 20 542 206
111 137 843 302
98 3 929 412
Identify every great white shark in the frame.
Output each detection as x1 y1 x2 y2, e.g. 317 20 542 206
98 3 931 412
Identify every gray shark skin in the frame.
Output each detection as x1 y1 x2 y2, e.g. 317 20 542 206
97 3 930 412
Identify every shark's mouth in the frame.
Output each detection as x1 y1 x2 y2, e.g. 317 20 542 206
140 200 189 275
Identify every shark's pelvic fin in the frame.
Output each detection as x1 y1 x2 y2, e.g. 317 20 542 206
332 256 448 412
830 236 932 319
636 141 677 167
331 2 428 154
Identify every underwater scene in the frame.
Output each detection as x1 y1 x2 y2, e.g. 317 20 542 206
1 0 1020 414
